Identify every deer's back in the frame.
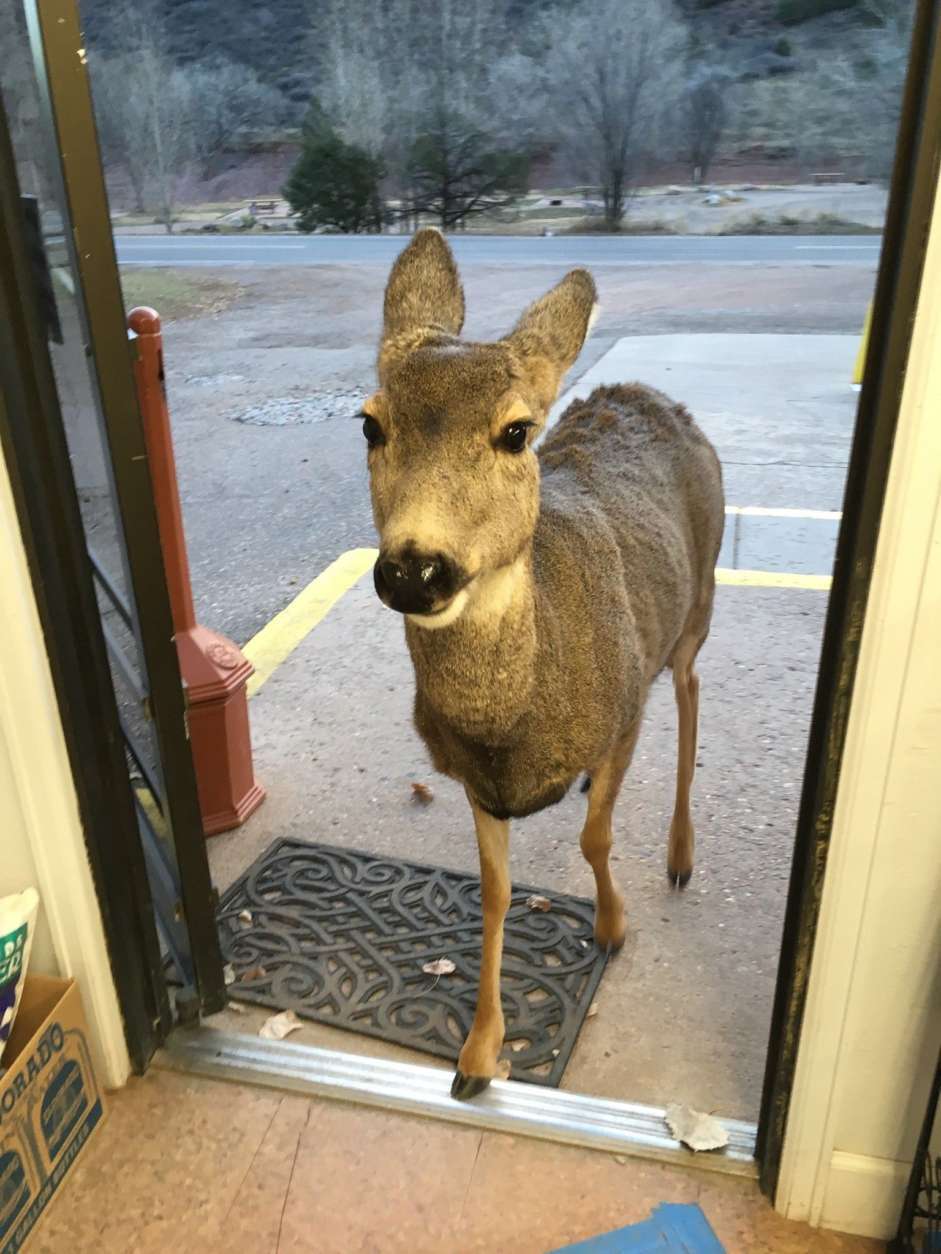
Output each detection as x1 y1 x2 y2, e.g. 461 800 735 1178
538 383 724 683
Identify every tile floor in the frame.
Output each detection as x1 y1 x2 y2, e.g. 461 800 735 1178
32 1070 882 1253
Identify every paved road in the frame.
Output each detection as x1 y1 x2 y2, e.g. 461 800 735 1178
115 232 882 268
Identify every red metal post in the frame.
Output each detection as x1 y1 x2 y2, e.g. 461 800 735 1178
128 306 265 836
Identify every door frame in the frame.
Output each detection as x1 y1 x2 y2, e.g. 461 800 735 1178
756 0 941 1199
0 100 168 1072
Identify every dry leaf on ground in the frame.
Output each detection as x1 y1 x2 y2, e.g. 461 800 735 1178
586 1001 600 1018
411 782 434 805
665 1103 729 1152
226 1000 247 1014
421 958 456 976
526 894 551 912
259 1010 303 1041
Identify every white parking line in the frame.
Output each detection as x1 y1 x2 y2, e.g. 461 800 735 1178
795 244 879 251
725 505 841 520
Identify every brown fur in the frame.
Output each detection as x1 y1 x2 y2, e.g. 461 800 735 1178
364 229 725 1092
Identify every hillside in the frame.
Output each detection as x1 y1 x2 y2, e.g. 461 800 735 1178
78 0 887 109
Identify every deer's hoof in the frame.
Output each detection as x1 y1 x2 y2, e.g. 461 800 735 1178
667 867 693 889
450 1070 491 1102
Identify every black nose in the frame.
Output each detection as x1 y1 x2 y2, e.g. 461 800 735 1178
374 550 459 614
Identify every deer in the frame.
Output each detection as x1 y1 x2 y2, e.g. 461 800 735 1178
361 229 724 1101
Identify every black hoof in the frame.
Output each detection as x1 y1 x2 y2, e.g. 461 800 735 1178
450 1070 491 1102
668 868 692 889
580 774 592 794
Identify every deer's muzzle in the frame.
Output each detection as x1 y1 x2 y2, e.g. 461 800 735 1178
373 547 464 617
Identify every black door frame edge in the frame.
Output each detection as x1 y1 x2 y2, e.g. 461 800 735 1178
0 100 169 1072
24 0 226 1015
757 0 941 1198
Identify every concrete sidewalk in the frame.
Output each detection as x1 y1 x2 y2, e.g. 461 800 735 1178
553 333 858 575
204 332 858 1122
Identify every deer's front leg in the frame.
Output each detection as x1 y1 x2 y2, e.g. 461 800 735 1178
451 794 511 1101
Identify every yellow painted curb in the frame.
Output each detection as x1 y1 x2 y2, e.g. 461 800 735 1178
244 547 378 697
241 549 832 701
716 567 831 590
853 300 873 386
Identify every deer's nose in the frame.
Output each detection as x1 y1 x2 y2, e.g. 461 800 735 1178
374 550 459 614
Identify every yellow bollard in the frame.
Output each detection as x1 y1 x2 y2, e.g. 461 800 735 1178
853 300 873 385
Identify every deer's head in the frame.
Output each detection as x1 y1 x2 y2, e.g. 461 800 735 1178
364 229 596 628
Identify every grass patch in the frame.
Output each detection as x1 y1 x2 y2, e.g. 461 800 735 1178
720 212 880 235
120 269 243 322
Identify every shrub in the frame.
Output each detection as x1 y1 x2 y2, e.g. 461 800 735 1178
283 127 384 234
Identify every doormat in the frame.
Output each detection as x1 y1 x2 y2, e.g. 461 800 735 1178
217 838 610 1087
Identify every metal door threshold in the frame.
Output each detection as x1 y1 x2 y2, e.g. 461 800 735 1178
159 1026 757 1178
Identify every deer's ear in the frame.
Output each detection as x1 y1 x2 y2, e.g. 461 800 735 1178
505 269 597 411
382 228 465 343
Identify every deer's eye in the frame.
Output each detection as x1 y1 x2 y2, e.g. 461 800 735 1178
500 422 531 454
361 415 385 448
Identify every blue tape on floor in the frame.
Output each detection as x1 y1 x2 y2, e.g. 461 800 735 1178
548 1202 725 1252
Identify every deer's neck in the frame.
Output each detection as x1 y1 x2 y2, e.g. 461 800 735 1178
404 551 537 745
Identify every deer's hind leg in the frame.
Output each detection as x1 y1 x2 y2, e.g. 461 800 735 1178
667 608 710 888
580 723 641 951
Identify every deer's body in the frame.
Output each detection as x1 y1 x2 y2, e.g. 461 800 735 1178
409 383 723 822
363 229 724 1099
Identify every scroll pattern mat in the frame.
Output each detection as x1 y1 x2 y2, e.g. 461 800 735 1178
217 838 609 1086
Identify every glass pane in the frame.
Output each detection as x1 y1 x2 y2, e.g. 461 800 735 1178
0 0 164 805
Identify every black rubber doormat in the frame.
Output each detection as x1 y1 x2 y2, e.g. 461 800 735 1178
217 838 610 1087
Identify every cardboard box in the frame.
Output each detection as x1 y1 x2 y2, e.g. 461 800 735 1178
0 975 106 1252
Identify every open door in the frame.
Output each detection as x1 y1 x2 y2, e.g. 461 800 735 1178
0 0 225 1058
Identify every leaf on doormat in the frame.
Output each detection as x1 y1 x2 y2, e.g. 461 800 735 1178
223 963 236 986
526 894 552 912
239 964 268 983
411 782 434 805
421 958 456 976
238 909 253 925
664 1103 729 1153
259 1010 303 1041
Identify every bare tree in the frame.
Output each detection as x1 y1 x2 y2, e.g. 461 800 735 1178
546 0 687 227
308 0 533 227
88 1 197 227
187 61 284 180
90 0 285 224
405 109 528 228
679 72 729 184
92 44 195 230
